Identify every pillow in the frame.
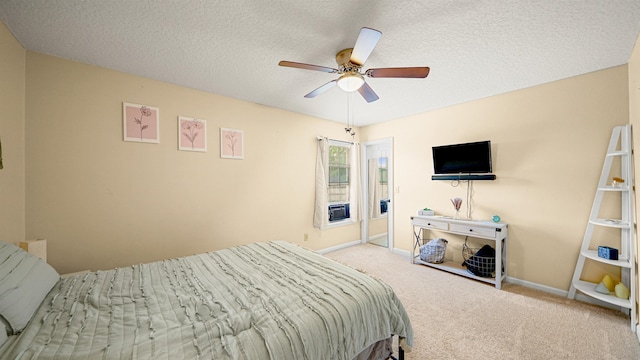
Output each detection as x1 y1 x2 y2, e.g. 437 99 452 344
0 241 60 334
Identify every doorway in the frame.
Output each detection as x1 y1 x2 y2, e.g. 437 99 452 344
361 138 393 249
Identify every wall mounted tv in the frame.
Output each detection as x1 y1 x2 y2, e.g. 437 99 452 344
431 140 496 180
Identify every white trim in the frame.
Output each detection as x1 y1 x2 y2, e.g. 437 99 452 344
321 218 357 230
504 276 567 297
316 240 362 255
369 233 387 242
391 247 412 260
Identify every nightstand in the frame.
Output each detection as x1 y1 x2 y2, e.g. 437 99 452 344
19 239 47 261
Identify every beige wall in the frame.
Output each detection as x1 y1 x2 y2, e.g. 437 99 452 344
628 32 640 332
360 66 629 290
24 52 361 274
0 21 26 243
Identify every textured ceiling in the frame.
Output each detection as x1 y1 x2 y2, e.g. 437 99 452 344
1 1 640 126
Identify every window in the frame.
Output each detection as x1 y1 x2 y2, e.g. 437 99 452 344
328 144 350 204
328 143 351 222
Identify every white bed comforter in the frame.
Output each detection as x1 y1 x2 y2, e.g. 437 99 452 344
1 241 412 359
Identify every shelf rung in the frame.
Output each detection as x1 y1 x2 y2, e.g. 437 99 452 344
606 151 628 157
588 219 631 228
572 280 632 309
581 250 632 268
597 186 629 192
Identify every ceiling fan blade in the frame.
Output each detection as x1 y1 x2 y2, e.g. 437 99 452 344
279 60 338 73
366 67 430 78
349 27 382 66
304 80 338 98
357 81 379 103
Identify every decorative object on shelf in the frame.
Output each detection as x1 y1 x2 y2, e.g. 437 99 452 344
178 116 207 152
220 128 244 159
123 102 159 143
418 208 434 216
450 197 462 218
597 246 619 260
595 274 631 299
611 176 625 187
492 215 501 223
615 282 630 299
595 282 612 294
419 238 448 263
595 274 615 294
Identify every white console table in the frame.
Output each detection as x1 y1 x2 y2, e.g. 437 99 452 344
411 215 508 289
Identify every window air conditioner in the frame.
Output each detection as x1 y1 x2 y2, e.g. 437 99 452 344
329 203 350 222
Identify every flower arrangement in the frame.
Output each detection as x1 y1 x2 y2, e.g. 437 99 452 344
451 197 463 218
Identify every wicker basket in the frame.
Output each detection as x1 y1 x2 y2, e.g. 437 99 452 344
420 238 448 263
462 240 495 277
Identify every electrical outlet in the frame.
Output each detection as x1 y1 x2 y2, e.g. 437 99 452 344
304 233 309 241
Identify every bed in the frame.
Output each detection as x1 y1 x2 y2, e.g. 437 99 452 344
0 240 412 359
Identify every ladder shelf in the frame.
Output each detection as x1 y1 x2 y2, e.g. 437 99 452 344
567 124 637 331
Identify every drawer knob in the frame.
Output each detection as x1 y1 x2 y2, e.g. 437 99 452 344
427 223 431 226
469 229 473 232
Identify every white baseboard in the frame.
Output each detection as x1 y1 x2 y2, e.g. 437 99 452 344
316 239 363 255
391 247 412 260
504 276 568 297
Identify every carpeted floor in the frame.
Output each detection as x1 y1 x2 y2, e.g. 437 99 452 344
325 243 640 360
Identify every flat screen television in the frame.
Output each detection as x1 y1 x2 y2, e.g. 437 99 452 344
432 140 492 175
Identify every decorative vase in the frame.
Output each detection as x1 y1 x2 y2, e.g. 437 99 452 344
450 197 463 219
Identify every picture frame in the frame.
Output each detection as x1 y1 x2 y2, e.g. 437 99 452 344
123 102 159 143
178 116 207 152
220 128 244 159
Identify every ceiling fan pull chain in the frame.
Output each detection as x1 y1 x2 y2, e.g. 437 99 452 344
345 92 356 137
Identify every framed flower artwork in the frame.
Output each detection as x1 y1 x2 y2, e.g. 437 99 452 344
220 128 244 159
123 102 159 143
178 116 207 152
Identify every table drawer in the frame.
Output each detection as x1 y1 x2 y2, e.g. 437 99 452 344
412 217 448 230
449 223 496 238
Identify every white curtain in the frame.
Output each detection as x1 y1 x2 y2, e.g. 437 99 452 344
313 138 329 228
368 158 381 219
350 142 361 223
313 137 361 229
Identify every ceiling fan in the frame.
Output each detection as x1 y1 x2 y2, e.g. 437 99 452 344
278 27 430 103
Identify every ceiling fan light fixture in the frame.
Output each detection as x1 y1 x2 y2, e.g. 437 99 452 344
337 73 364 92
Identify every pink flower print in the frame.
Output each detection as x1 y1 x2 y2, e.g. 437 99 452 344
225 132 239 156
182 119 204 149
134 106 152 140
